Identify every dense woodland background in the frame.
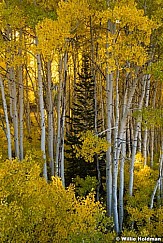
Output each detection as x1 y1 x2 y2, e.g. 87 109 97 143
0 0 163 242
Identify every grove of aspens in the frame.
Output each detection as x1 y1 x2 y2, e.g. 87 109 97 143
0 0 163 242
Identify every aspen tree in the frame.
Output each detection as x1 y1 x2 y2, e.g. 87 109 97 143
143 74 151 166
18 30 24 161
150 137 163 209
150 84 157 167
129 77 147 196
90 16 101 201
112 67 120 234
56 53 67 186
101 0 156 233
9 67 20 159
0 76 12 159
0 1 27 160
116 68 125 232
36 40 48 181
46 60 54 176
105 0 113 219
55 58 62 178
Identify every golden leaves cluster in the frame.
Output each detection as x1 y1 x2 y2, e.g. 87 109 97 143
36 18 65 60
36 0 92 59
0 153 113 242
75 130 109 162
98 1 157 69
35 0 157 69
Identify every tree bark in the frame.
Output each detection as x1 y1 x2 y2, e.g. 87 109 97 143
47 60 54 176
18 30 24 161
19 63 24 161
9 67 20 159
129 77 147 196
36 48 47 181
0 76 12 159
143 74 150 165
56 53 67 186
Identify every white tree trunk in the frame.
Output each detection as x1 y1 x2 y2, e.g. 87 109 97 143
150 140 163 208
9 67 19 159
119 132 125 232
47 60 54 176
18 31 24 161
106 71 113 217
36 50 47 181
55 53 67 186
119 69 127 232
90 17 101 201
112 71 138 234
55 58 62 176
129 78 147 196
112 69 120 233
150 85 156 168
19 65 24 161
143 74 150 165
0 76 12 159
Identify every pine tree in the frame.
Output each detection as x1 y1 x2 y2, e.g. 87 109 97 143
65 54 98 186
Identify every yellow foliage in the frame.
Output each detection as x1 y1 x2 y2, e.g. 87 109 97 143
36 0 94 59
134 152 144 169
125 162 162 235
0 155 113 242
36 18 69 59
75 131 109 162
57 0 91 36
97 1 157 69
0 3 26 30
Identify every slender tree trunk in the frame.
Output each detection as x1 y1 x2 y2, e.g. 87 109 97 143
106 70 113 217
150 83 157 168
150 140 163 208
0 76 12 159
36 48 47 181
158 139 163 205
19 64 24 160
119 131 125 232
18 30 24 161
25 66 31 136
113 71 138 234
150 128 154 168
56 53 67 186
150 178 160 209
143 74 150 165
60 53 67 186
55 58 62 176
119 68 126 232
9 67 20 158
138 125 142 153
47 60 54 176
105 13 114 216
90 16 101 201
112 68 120 233
129 78 147 196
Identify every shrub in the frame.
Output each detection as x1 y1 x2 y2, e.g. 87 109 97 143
0 153 114 242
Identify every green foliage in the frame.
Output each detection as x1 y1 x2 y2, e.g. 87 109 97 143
125 164 163 235
73 175 98 197
148 61 163 81
142 108 163 128
133 107 163 128
65 54 103 183
0 155 114 242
